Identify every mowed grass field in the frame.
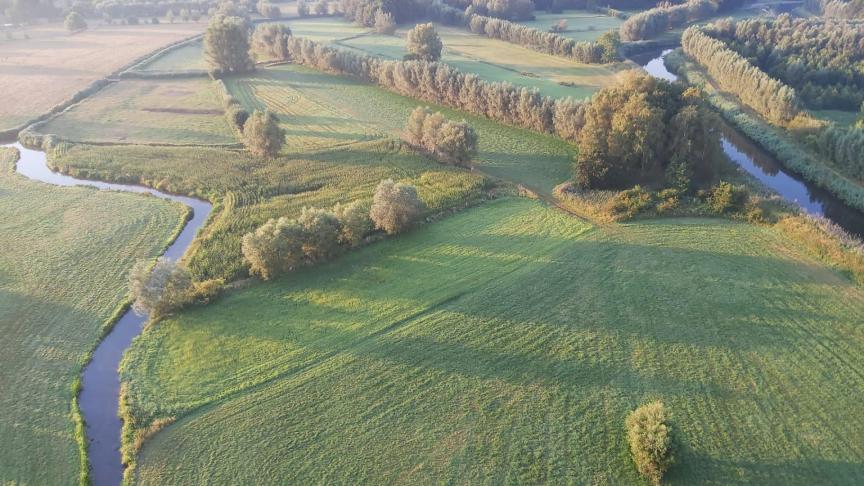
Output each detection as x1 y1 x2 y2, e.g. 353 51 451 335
0 147 186 484
136 40 208 72
122 197 864 484
37 78 235 144
0 22 203 133
284 17 623 99
515 10 623 41
225 64 575 193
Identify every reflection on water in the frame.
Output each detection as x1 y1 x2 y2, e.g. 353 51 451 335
3 142 212 486
634 50 864 238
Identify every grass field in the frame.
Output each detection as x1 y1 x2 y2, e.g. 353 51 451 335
224 64 575 192
812 109 860 127
0 22 203 133
0 147 186 484
136 40 207 72
37 78 235 144
515 10 623 41
121 197 864 484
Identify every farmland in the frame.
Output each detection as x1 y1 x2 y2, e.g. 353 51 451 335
122 197 864 485
0 147 186 484
37 78 235 144
135 40 208 73
0 22 203 134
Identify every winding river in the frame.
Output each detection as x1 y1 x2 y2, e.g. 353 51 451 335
3 142 211 486
634 49 864 238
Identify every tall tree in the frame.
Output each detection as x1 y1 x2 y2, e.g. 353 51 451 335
204 14 254 75
242 110 285 158
406 23 443 61
251 23 292 61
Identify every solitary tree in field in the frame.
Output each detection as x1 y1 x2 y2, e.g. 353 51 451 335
65 11 87 32
626 401 673 486
204 15 254 75
370 179 425 235
405 23 442 61
251 23 292 61
242 110 285 158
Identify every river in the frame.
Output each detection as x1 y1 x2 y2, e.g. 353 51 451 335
3 142 211 486
635 49 864 238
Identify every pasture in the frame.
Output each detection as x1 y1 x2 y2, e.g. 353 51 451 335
121 197 864 485
0 22 203 133
37 78 235 144
515 10 624 41
135 40 208 73
0 147 186 484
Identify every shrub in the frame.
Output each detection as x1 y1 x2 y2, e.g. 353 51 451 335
404 107 478 166
626 401 673 486
242 110 285 158
297 0 310 16
313 0 329 15
129 258 193 319
297 206 343 262
610 185 654 219
226 104 250 132
406 23 443 61
65 11 87 32
370 179 425 235
252 23 293 61
708 181 747 214
257 0 281 18
241 217 305 280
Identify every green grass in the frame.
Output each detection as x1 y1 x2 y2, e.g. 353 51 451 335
0 147 186 485
515 9 623 41
122 197 864 484
282 16 369 42
137 40 207 72
37 78 235 145
225 64 575 193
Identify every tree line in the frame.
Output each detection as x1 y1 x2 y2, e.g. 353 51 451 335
280 35 589 141
242 180 424 280
813 125 864 180
619 0 717 41
468 14 620 63
701 15 864 110
681 26 800 124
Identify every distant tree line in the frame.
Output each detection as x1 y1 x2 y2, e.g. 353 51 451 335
468 14 620 63
700 16 864 110
681 26 800 124
280 35 589 141
89 0 218 20
804 0 864 18
0 0 58 22
619 0 717 41
242 180 424 280
465 0 535 20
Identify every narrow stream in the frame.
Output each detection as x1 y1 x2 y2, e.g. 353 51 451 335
3 142 212 486
636 49 864 238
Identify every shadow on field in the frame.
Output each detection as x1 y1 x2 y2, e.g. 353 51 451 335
670 453 864 485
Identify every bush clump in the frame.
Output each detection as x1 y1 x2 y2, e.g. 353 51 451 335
405 23 442 61
242 110 285 158
370 179 426 235
708 181 748 214
404 106 478 167
626 401 674 486
129 258 222 319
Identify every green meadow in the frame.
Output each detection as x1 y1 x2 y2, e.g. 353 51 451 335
515 10 624 41
0 147 186 484
122 197 864 485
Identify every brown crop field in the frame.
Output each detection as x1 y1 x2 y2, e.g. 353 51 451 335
0 22 203 134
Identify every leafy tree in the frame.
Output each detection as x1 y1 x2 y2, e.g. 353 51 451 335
65 11 87 32
242 217 305 280
251 23 292 61
406 23 442 61
128 258 193 318
436 120 478 166
370 179 425 235
626 401 674 486
597 29 621 63
297 0 310 16
204 14 254 75
256 0 281 18
297 207 342 262
313 0 329 15
335 201 373 247
374 9 397 34
549 18 567 32
708 181 748 214
242 110 285 158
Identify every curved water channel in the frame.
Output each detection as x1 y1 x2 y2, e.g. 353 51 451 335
635 49 864 238
3 142 211 486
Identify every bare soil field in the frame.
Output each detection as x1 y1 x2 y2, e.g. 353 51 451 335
0 22 204 134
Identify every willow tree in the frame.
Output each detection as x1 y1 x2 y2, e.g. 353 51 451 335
204 15 254 75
